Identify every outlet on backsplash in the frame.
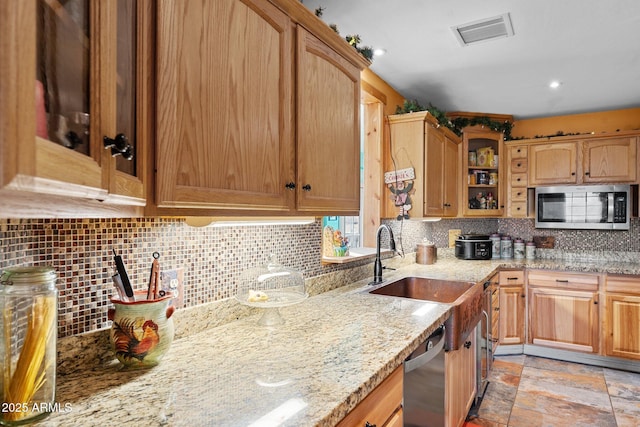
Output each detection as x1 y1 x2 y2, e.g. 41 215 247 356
161 268 184 308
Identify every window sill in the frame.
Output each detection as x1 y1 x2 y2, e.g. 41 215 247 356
321 247 392 264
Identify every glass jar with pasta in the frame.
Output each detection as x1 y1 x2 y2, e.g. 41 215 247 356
1 267 57 426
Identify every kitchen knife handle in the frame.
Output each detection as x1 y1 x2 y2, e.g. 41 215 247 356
113 250 134 298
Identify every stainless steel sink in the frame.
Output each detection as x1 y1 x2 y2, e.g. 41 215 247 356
369 276 484 350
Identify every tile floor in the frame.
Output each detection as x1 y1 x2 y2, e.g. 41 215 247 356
467 355 640 427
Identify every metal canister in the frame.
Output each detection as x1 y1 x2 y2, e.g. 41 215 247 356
526 241 536 260
500 236 513 259
0 267 58 425
514 238 525 259
416 239 437 265
490 233 501 259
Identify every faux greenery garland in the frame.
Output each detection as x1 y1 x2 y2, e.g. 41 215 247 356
395 99 514 140
310 5 373 61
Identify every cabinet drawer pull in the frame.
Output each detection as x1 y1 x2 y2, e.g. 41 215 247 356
507 277 519 280
302 184 312 191
555 279 569 283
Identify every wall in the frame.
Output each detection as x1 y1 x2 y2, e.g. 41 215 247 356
362 68 406 116
3 215 639 340
0 218 369 338
511 107 640 139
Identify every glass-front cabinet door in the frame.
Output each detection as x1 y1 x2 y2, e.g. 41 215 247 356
1 0 147 209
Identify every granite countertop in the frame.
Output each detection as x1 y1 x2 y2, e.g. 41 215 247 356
35 253 640 427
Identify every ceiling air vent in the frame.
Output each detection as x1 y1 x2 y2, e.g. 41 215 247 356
452 13 514 46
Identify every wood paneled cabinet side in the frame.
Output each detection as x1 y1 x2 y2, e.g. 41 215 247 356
443 131 461 217
605 275 640 360
384 112 427 219
336 365 403 427
445 329 477 427
384 111 460 219
527 270 600 353
1 0 149 216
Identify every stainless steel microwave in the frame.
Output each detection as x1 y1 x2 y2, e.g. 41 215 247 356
535 184 631 230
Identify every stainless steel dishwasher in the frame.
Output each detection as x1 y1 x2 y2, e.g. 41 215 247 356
403 324 446 427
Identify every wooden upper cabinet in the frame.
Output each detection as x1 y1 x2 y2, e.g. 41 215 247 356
383 112 460 219
0 0 148 216
443 134 460 217
154 0 367 215
424 126 445 216
296 26 361 214
155 0 295 211
527 132 638 186
529 142 578 185
582 136 637 183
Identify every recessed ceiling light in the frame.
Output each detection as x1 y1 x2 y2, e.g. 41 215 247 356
373 48 387 57
549 81 562 89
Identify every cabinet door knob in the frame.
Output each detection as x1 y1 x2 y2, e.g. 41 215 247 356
571 172 576 176
365 422 377 427
464 341 472 349
285 182 296 190
103 134 133 160
302 184 312 192
585 171 590 176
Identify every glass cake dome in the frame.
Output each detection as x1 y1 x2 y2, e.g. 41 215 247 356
236 254 307 325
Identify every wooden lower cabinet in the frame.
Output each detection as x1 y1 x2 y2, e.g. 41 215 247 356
499 285 525 345
445 330 476 427
605 275 640 360
498 271 525 345
527 271 599 353
336 365 403 427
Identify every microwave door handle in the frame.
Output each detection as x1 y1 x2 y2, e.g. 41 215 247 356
608 192 614 222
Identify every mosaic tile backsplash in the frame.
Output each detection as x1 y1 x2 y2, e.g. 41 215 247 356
1 217 639 338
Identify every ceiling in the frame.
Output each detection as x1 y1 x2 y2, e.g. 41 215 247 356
302 0 640 120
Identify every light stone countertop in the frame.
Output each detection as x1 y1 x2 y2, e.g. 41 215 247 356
35 252 640 427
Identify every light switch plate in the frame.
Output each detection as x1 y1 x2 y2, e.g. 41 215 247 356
448 229 461 248
160 267 184 308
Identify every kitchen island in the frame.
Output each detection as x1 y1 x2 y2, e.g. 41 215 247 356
35 253 640 426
